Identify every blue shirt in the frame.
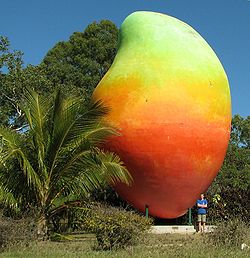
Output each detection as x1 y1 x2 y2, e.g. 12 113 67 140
197 199 208 214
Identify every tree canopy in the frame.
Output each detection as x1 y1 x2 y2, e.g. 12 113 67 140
0 36 23 126
0 20 118 128
208 115 250 221
0 37 54 127
41 20 118 99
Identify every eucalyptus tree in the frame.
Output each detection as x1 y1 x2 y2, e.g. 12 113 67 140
42 20 118 99
0 88 131 238
208 115 250 221
0 36 23 126
1 20 118 127
0 36 54 128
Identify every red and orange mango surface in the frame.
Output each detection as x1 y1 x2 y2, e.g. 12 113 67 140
92 11 231 218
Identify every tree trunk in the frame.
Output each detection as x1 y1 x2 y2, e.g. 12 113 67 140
37 214 48 240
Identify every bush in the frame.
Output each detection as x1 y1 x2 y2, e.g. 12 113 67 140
207 218 249 248
0 213 36 252
77 204 153 250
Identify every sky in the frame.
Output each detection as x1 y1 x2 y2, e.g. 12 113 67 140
0 0 249 117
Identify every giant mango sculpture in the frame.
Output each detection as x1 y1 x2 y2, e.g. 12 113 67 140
92 11 231 218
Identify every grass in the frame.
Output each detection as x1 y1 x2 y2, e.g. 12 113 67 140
1 232 249 258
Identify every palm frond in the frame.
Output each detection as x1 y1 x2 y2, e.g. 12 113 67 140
46 148 131 210
0 186 21 213
46 95 114 180
22 88 51 180
0 127 42 196
80 125 118 146
0 127 23 149
0 158 38 207
96 150 132 186
57 125 118 169
46 91 79 175
46 150 101 204
23 88 50 139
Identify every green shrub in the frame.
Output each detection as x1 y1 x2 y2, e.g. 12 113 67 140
207 218 249 248
0 213 36 251
77 204 153 250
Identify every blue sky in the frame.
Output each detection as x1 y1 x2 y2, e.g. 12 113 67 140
1 0 249 117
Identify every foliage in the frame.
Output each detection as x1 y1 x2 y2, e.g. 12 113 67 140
0 20 118 127
0 36 23 126
230 115 250 148
77 204 153 250
0 36 23 73
42 20 118 100
0 88 131 238
0 37 54 127
208 115 250 222
207 218 249 249
0 213 36 252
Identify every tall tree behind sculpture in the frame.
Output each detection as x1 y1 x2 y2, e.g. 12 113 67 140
208 115 250 221
0 36 23 126
42 20 118 100
0 20 118 127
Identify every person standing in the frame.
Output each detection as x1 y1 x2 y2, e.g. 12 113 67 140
197 193 208 233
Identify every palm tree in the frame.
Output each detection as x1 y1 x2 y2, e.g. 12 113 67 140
0 88 131 238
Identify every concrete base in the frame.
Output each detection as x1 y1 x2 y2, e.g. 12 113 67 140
150 225 217 234
150 225 196 234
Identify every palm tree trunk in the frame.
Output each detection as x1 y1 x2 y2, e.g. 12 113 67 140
37 214 48 240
